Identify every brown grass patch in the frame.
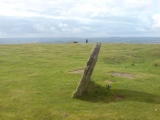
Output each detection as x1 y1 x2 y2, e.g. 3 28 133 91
104 80 113 83
115 95 125 100
68 69 84 74
110 71 134 79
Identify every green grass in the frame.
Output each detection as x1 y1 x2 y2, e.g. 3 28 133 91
0 43 160 120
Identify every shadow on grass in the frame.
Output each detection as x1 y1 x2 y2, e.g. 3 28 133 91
77 81 160 104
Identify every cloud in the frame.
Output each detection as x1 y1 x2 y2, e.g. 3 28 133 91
33 24 46 32
0 0 160 37
136 28 146 32
152 14 160 29
123 0 152 10
59 23 68 28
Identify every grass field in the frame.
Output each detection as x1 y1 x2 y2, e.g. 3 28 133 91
0 43 160 120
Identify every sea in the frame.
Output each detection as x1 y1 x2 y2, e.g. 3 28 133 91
0 37 160 44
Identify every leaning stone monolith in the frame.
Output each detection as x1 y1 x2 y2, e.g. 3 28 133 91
72 42 101 98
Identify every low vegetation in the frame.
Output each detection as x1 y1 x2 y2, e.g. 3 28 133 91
0 43 160 120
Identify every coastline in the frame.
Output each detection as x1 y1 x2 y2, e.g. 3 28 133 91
0 37 160 44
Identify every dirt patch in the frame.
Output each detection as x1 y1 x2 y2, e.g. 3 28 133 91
68 69 84 74
104 80 113 83
110 71 134 79
115 95 125 100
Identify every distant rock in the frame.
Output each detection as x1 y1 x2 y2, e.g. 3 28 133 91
73 41 78 43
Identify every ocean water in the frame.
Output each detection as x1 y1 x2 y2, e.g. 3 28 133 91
0 37 160 44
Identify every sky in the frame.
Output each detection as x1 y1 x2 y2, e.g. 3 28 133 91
0 0 160 38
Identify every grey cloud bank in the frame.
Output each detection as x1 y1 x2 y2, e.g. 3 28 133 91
0 0 160 38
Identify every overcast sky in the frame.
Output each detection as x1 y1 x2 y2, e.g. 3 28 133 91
0 0 160 38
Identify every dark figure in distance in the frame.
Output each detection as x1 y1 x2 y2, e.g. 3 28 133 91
86 39 88 43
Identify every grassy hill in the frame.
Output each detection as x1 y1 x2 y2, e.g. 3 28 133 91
0 43 160 120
